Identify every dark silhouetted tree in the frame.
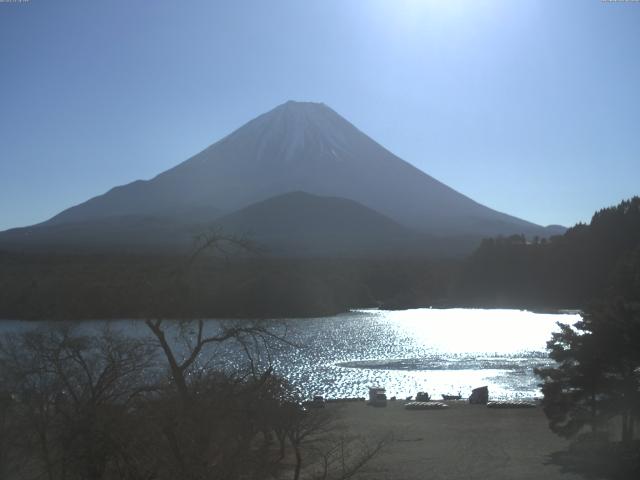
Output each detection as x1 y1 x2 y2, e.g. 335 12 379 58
537 300 640 444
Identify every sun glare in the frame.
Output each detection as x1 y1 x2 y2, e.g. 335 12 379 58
394 0 479 18
368 0 494 40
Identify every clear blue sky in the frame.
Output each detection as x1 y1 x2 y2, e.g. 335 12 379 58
1 0 639 231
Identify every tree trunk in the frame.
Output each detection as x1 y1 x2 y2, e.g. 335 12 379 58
146 320 190 404
590 391 598 432
38 428 55 480
278 432 286 460
293 444 302 480
622 410 632 445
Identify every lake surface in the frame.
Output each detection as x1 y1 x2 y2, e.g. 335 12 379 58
0 308 580 401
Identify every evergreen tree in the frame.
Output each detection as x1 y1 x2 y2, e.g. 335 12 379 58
535 319 609 438
536 300 640 444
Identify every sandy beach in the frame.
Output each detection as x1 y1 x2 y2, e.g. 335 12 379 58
330 400 583 480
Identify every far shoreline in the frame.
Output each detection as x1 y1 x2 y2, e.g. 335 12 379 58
0 304 583 323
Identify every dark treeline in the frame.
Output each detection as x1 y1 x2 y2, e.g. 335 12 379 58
2 197 639 320
0 252 456 320
456 197 640 309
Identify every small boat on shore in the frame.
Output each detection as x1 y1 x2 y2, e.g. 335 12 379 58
368 387 388 407
416 391 431 401
487 401 536 409
405 401 449 410
442 394 462 401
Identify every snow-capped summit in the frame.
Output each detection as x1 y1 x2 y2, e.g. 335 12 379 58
216 100 352 165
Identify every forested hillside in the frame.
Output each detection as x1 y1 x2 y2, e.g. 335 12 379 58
456 197 640 308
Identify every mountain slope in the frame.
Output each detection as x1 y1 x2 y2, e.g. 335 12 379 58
213 191 427 256
0 215 197 253
43 101 557 238
0 192 434 257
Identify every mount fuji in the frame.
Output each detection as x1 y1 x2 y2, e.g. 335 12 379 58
0 101 563 256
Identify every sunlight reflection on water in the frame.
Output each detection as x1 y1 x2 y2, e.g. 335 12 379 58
269 308 581 400
0 308 581 401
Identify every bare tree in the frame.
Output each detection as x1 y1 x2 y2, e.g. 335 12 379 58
276 402 388 480
310 434 388 480
0 326 158 480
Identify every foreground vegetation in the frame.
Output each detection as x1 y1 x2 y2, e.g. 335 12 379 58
535 301 640 479
0 320 385 480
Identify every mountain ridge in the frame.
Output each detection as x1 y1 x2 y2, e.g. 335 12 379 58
2 100 565 256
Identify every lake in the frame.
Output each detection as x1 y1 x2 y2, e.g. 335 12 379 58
0 308 580 401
